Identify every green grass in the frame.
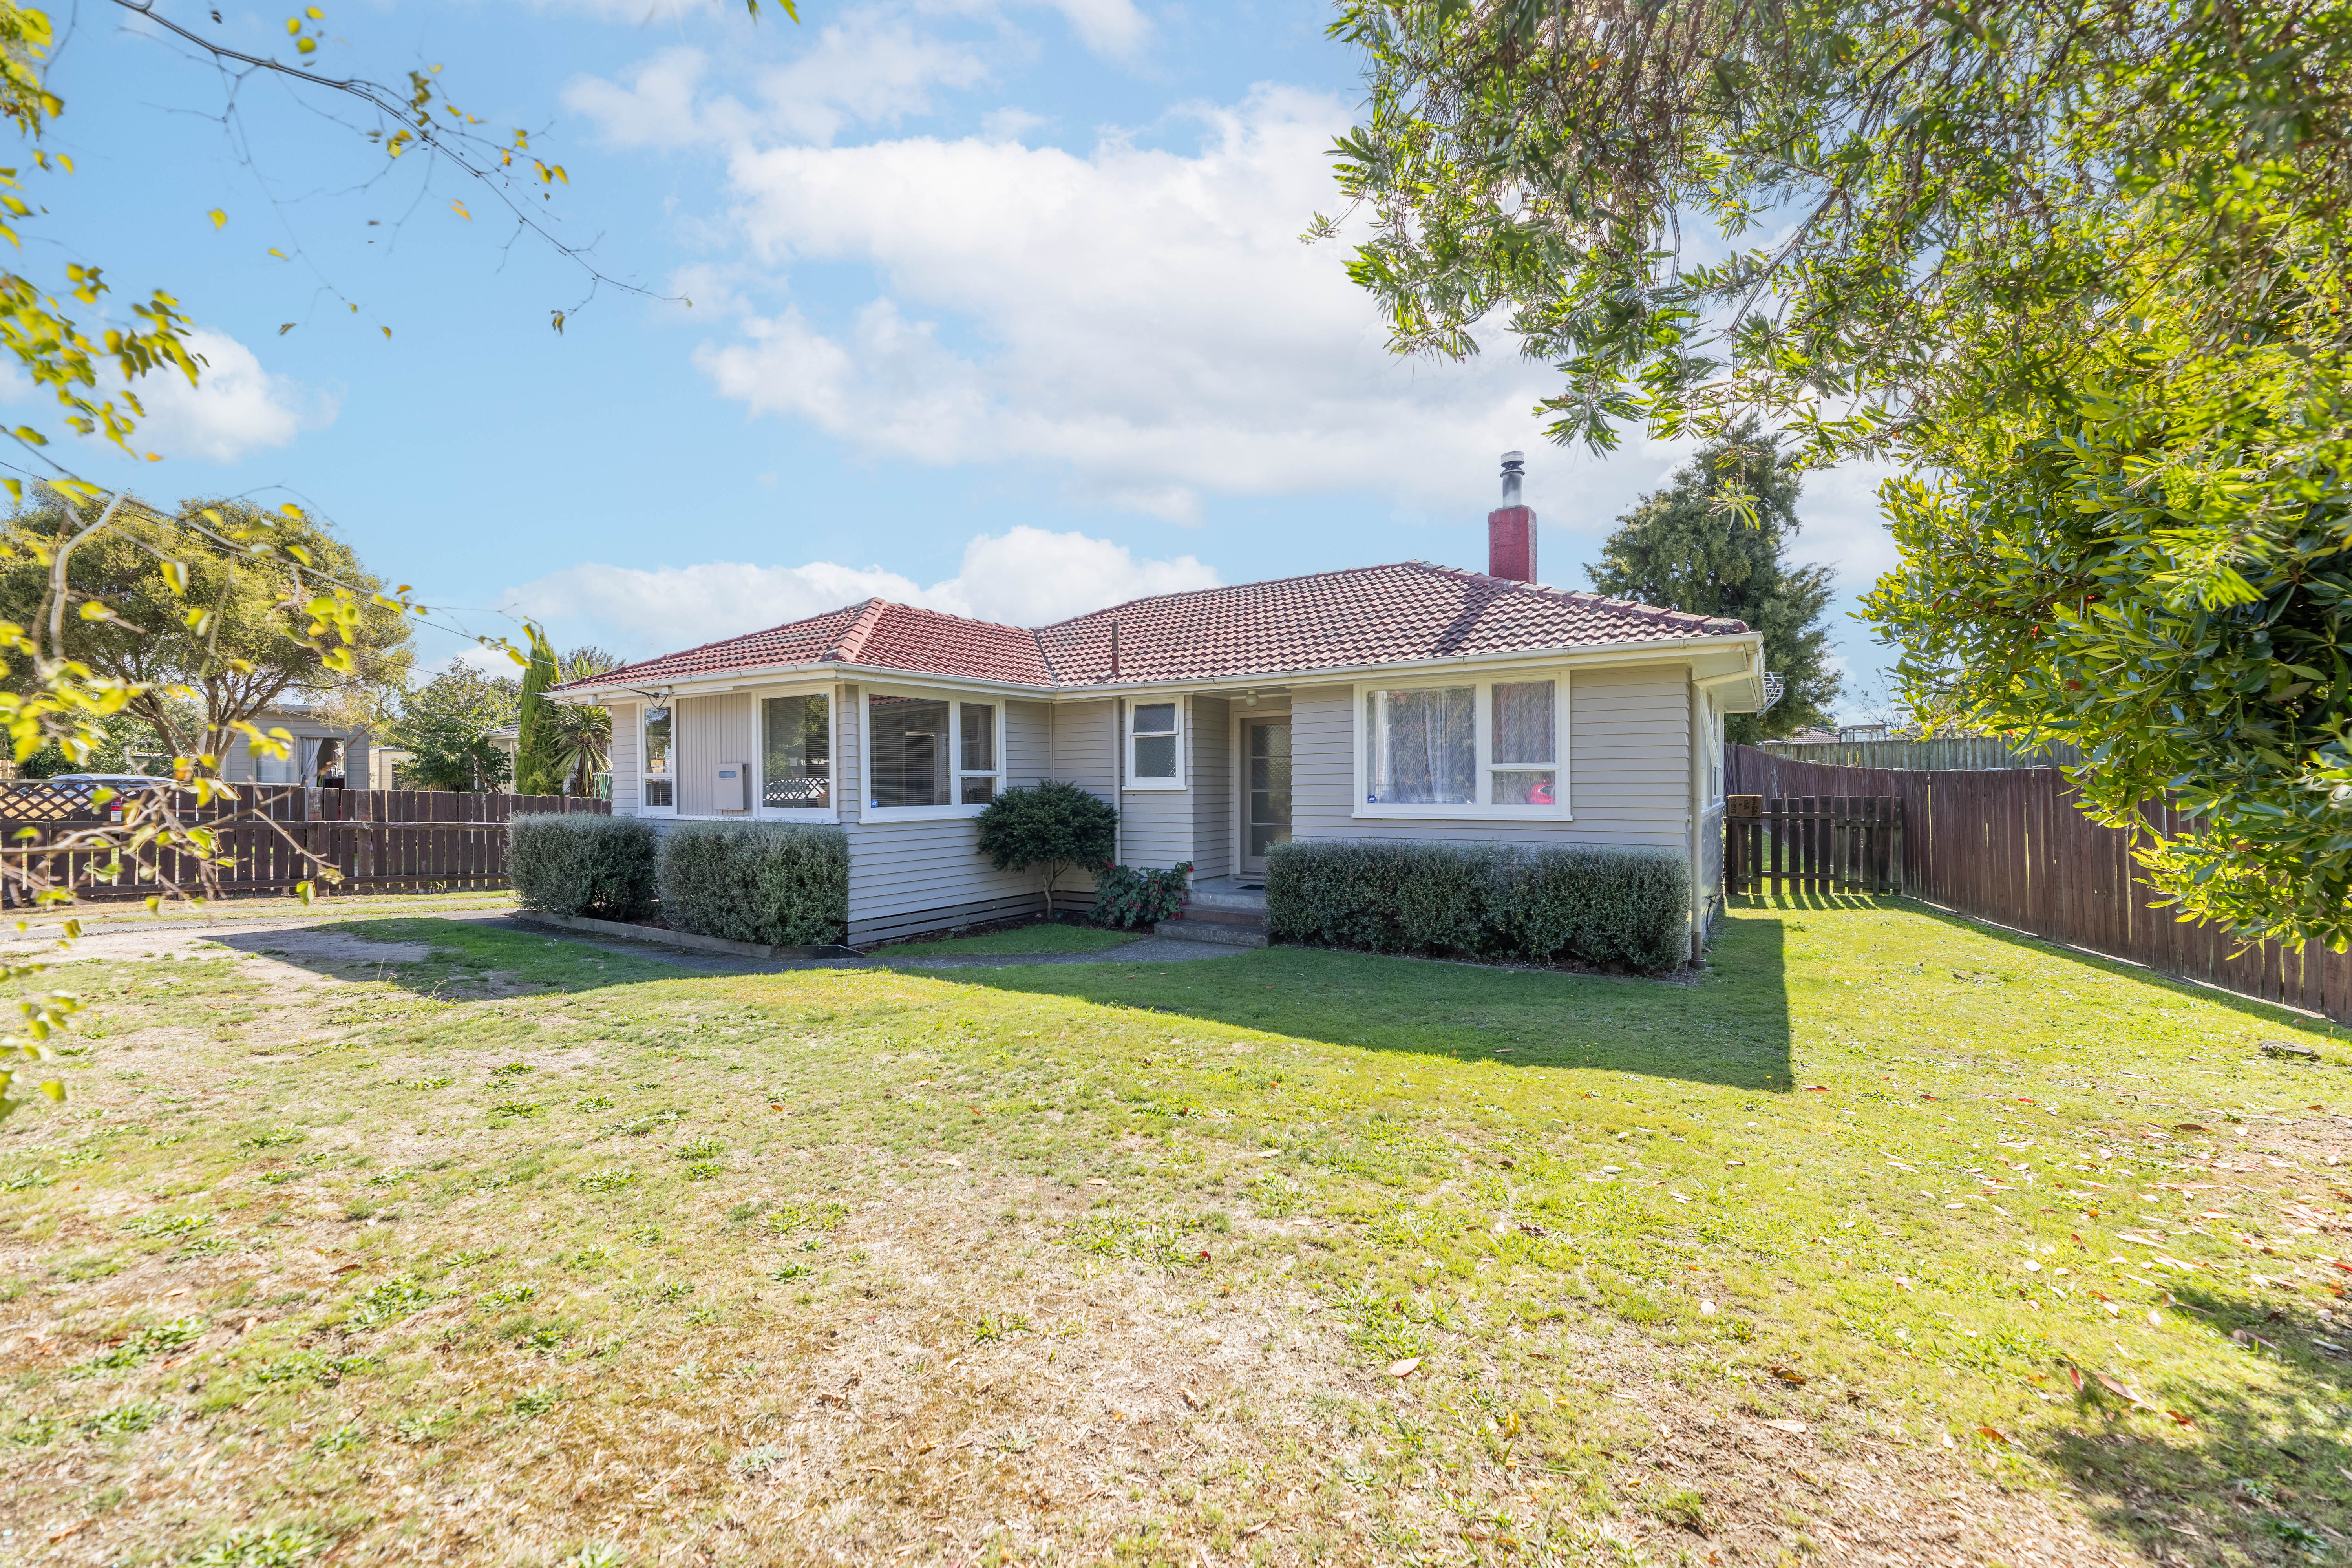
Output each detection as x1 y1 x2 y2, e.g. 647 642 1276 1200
1 896 2345 1565
877 920 1145 957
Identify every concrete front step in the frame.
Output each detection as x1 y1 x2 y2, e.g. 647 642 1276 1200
1153 917 1268 948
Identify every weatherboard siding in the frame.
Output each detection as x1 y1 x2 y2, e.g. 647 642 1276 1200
841 694 1055 944
1289 663 1690 850
676 693 756 819
609 701 640 814
1190 695 1232 881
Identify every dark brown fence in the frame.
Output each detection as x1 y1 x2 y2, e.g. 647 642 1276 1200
1724 795 1901 895
1726 744 2352 1025
0 785 606 901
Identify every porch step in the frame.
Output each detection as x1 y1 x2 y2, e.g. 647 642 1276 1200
1153 917 1268 948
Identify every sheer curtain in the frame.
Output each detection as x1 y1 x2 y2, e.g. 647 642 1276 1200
1490 680 1556 805
1367 687 1473 804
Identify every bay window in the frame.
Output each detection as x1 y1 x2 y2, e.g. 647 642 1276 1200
1127 699 1182 788
761 693 830 811
641 705 675 812
1359 675 1566 817
864 691 1000 815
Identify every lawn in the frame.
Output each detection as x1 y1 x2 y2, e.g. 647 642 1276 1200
876 922 1145 957
0 898 2345 1566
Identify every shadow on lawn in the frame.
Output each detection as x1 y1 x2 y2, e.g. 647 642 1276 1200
2038 1280 2352 1559
918 908 1798 1093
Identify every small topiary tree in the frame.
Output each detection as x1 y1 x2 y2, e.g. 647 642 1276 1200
974 780 1117 920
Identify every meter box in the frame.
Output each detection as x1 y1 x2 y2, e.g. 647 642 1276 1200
716 762 749 811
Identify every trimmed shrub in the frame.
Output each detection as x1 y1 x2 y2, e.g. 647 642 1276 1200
508 814 656 921
1092 860 1193 928
1264 839 1689 973
975 780 1119 919
657 821 848 948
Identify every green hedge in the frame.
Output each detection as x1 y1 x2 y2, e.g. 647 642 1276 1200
1264 839 1689 972
656 821 848 948
507 813 657 921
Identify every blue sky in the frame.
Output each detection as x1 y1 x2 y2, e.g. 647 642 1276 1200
31 0 1897 715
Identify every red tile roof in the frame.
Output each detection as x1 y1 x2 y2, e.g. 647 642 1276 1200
563 562 1745 694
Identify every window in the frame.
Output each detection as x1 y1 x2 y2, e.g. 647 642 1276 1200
865 692 1000 814
1127 700 1182 788
1359 676 1566 816
642 705 674 811
761 693 830 810
958 705 996 805
1364 685 1473 805
1488 680 1557 806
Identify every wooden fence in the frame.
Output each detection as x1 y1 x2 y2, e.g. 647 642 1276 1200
1724 795 1902 895
1758 735 2084 771
1725 744 2352 1026
0 785 606 901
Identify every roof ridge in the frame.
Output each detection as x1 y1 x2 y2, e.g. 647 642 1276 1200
1405 559 1745 630
826 598 890 664
1034 561 1429 630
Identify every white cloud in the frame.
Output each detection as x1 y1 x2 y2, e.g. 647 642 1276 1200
497 525 1217 656
693 86 1567 522
1040 0 1147 57
126 329 331 463
565 14 991 150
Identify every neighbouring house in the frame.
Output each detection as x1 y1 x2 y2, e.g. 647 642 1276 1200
217 702 369 789
551 455 1773 948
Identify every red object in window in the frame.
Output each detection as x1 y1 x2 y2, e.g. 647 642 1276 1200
1527 778 1554 805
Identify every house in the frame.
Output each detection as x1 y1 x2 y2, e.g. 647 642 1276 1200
551 456 1772 950
216 702 369 789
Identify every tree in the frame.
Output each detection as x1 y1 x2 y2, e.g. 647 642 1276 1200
13 709 162 778
0 0 783 1123
0 495 413 773
1326 0 2352 946
974 781 1118 919
514 625 560 797
1587 434 1840 744
545 647 620 796
390 667 518 793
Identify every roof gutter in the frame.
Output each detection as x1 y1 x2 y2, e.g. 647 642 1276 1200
545 630 1766 705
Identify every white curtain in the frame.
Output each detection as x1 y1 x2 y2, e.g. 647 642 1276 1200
1367 687 1473 804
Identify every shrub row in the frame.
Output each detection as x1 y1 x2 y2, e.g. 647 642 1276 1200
508 815 848 947
506 815 658 923
1264 839 1690 972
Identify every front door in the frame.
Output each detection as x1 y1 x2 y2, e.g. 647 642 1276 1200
1241 718 1292 877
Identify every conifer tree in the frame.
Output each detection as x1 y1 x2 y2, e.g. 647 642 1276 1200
1586 434 1840 744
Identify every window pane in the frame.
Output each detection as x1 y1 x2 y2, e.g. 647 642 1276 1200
644 707 671 775
1133 734 1177 779
1491 769 1557 807
869 696 951 808
1365 687 1474 805
959 704 995 772
960 776 996 805
1249 822 1290 856
762 694 830 809
644 778 674 807
1492 681 1555 765
1133 702 1177 735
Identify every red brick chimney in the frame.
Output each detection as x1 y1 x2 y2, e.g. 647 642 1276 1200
1488 450 1537 582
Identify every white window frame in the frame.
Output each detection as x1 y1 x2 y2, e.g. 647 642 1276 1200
639 702 677 818
857 685 1004 821
1350 670 1570 821
1124 694 1186 791
752 683 839 822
